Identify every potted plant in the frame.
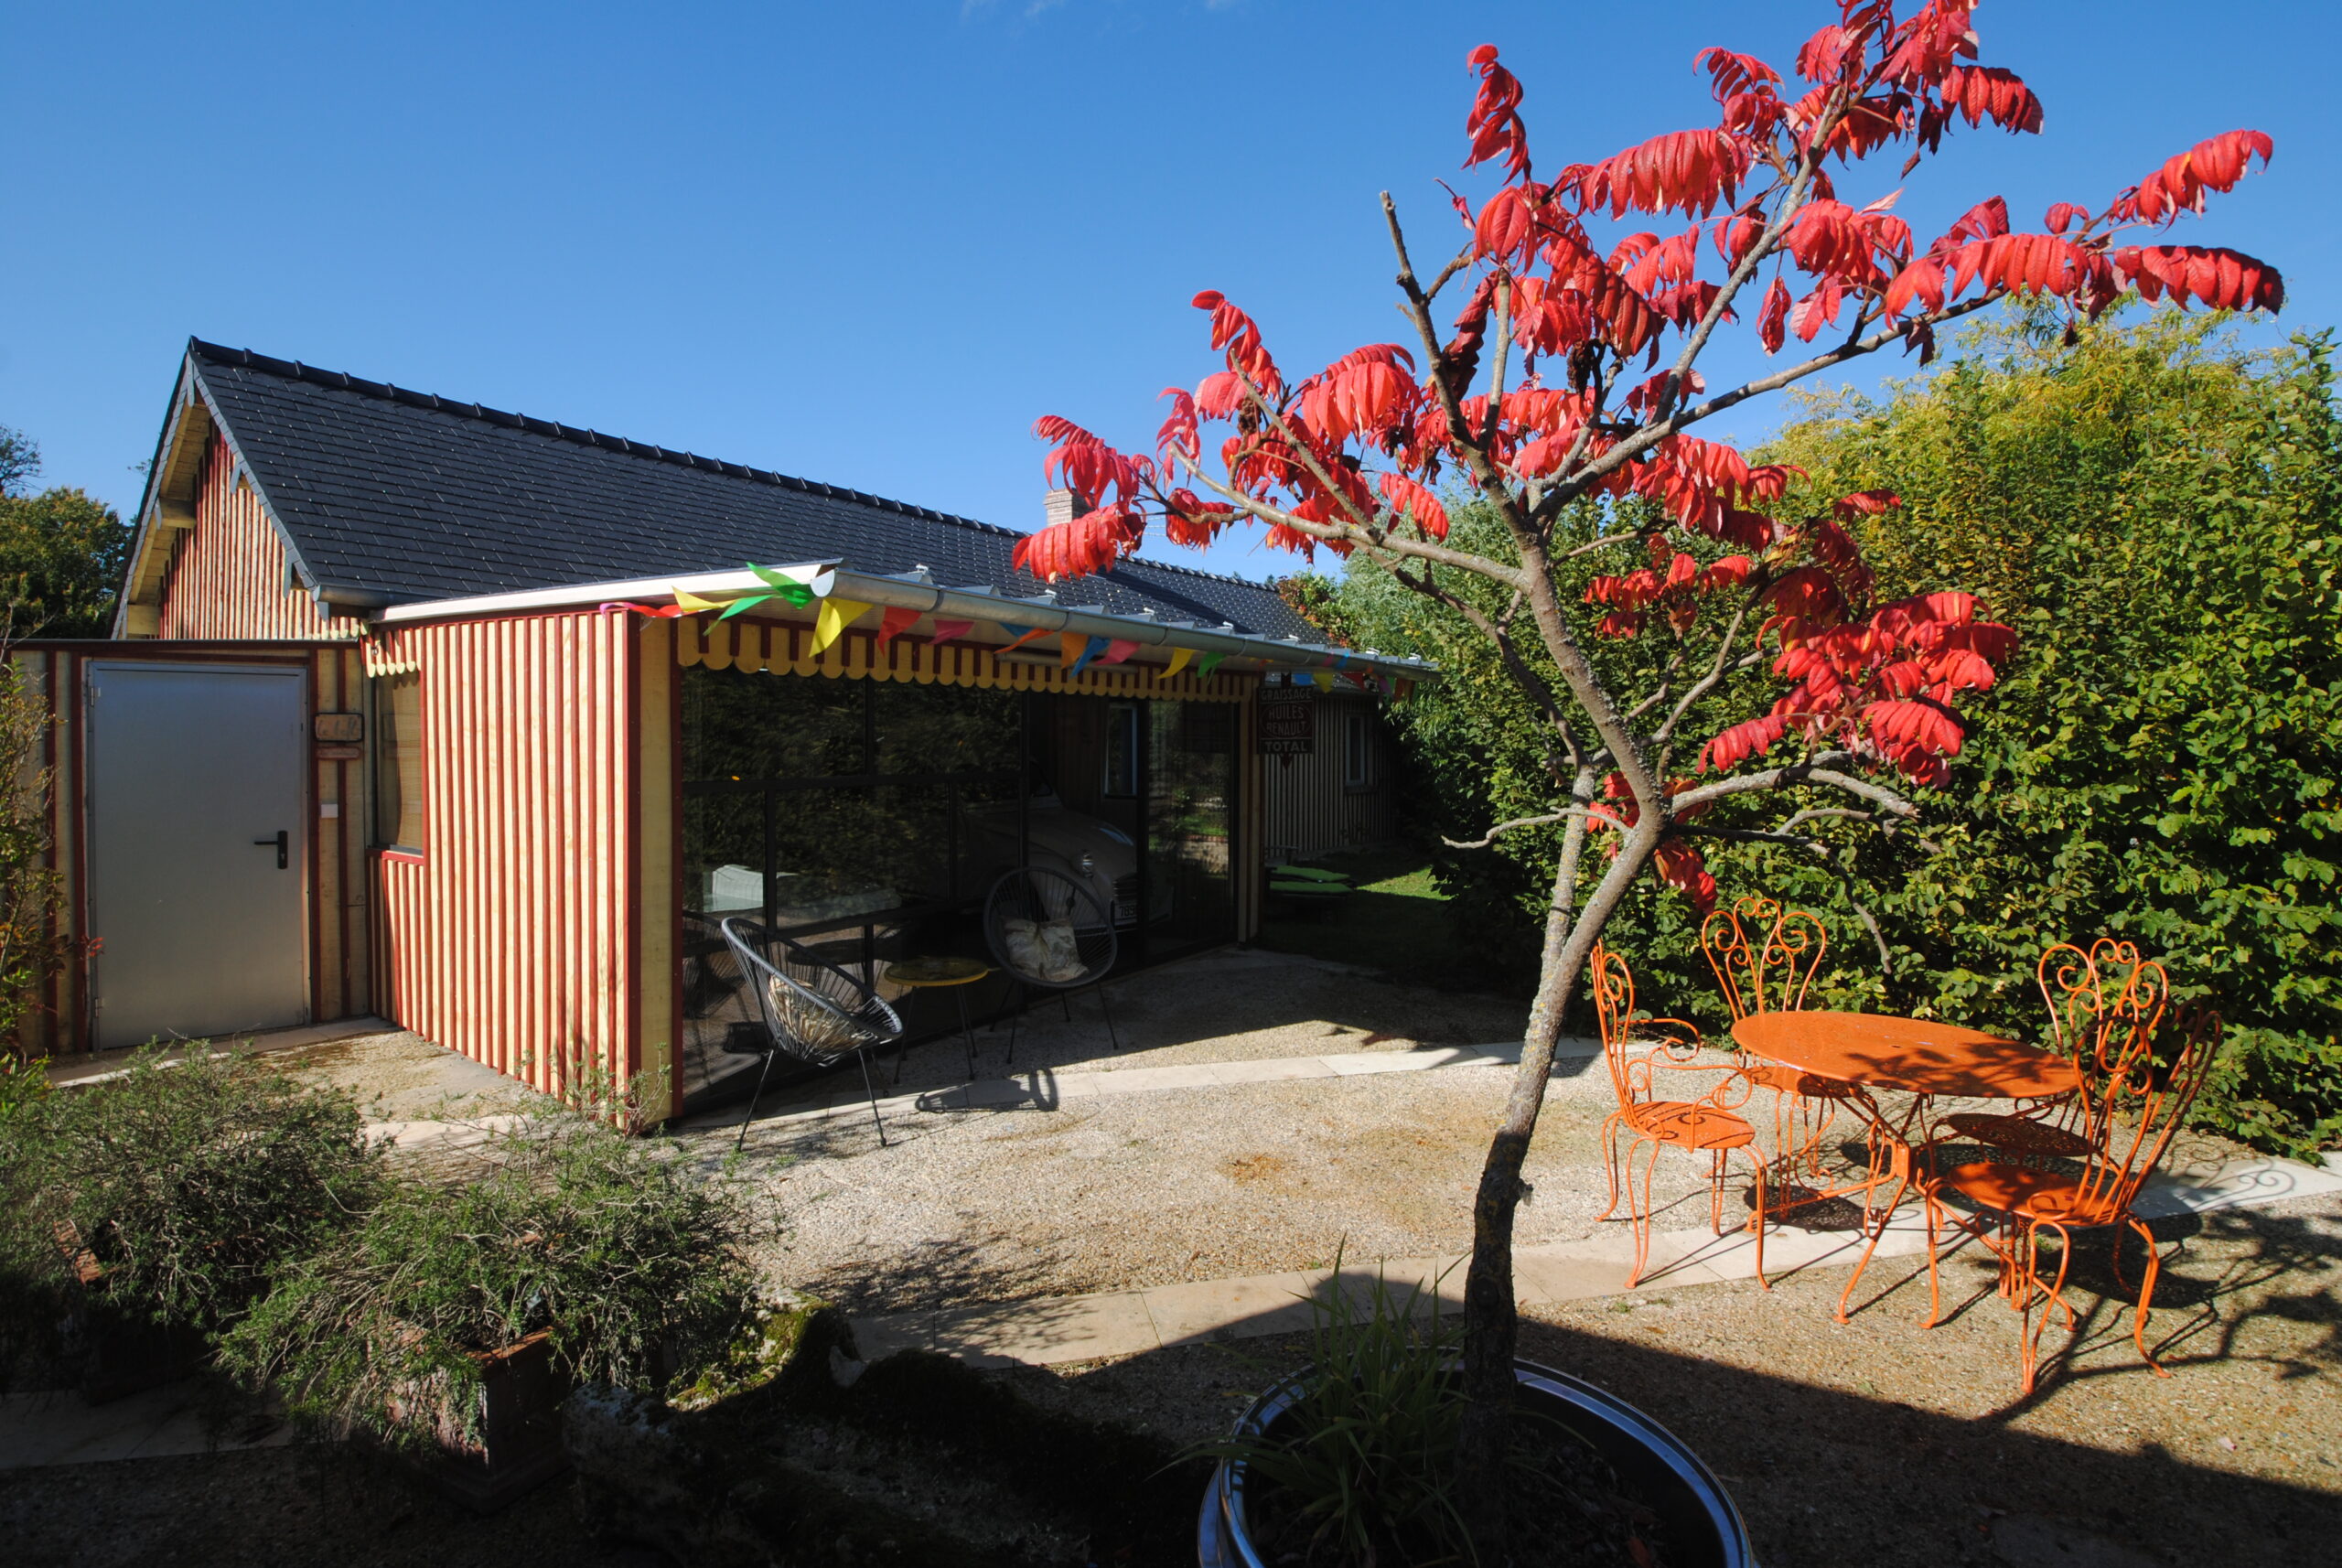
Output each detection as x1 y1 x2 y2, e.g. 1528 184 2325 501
220 1114 764 1510
0 1047 380 1401
1196 1269 1751 1568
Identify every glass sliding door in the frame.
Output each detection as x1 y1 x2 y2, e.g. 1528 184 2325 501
1143 699 1238 959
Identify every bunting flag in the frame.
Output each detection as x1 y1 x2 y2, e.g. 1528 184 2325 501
928 618 975 649
1059 631 1090 669
1069 635 1111 676
600 600 688 618
876 606 921 647
1197 650 1226 680
1155 646 1196 681
995 623 1049 654
811 597 873 654
1310 668 1338 693
1095 639 1141 666
672 588 725 614
1347 670 1374 689
747 562 822 606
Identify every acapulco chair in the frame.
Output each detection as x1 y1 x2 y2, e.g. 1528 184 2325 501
720 918 904 1152
982 866 1121 1061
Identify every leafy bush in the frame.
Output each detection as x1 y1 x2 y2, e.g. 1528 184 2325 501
220 1117 765 1448
1311 306 2342 1155
0 1047 380 1362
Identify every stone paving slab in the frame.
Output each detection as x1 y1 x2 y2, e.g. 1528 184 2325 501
0 1386 295 1471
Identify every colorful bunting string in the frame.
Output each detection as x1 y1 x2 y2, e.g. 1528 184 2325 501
1096 639 1141 667
1196 650 1226 680
1058 631 1090 669
1155 647 1196 681
1069 635 1112 676
876 606 921 647
928 618 975 649
811 597 873 654
672 588 725 614
1309 668 1337 693
995 624 1049 654
600 600 688 618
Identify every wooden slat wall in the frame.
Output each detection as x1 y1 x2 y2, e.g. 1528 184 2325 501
156 434 368 641
1262 692 1399 860
367 612 672 1106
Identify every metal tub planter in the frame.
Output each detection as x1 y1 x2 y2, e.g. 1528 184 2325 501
1198 1359 1756 1568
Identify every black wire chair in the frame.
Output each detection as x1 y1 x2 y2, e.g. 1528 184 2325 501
720 917 905 1152
981 866 1121 1061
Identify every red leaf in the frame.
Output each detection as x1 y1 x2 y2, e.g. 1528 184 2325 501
1464 45 1532 181
1377 473 1450 540
1756 277 1791 354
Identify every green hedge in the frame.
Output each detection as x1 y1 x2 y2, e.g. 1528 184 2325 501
1310 307 2342 1156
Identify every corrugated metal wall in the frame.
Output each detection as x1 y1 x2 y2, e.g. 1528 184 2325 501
155 434 368 641
368 612 675 1109
6 642 363 1057
1262 692 1399 860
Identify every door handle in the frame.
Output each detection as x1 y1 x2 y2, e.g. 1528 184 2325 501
252 831 288 870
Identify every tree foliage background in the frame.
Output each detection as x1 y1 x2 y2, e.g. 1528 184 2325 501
1299 306 2342 1156
0 425 130 639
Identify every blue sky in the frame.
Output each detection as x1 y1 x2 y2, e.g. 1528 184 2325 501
5 1 2333 583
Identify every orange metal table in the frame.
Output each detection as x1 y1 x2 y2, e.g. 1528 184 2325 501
1730 1011 2081 1320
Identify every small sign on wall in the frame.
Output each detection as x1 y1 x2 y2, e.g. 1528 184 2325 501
1258 687 1316 756
313 713 364 743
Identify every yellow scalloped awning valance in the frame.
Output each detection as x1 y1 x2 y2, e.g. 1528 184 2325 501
676 617 1250 703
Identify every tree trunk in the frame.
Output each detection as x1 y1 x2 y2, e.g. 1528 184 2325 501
1453 824 1655 1547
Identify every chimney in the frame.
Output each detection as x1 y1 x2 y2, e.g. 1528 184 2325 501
1044 488 1092 528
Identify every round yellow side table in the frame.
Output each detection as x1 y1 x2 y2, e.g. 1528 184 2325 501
882 956 992 1079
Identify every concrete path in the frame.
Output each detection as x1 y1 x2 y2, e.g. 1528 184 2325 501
849 1152 2342 1369
45 1016 399 1089
682 1036 1603 1136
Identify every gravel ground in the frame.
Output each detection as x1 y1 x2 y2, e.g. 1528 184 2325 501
987 1193 2342 1568
836 946 1532 1096
259 1030 545 1122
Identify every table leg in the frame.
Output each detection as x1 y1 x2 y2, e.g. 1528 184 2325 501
1833 1093 1933 1324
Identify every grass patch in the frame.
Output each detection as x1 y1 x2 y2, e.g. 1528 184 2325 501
1256 849 1490 986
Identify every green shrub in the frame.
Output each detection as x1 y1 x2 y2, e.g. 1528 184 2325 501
0 1047 380 1366
220 1117 765 1448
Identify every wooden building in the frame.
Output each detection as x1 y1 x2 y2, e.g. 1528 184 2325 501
25 341 1428 1118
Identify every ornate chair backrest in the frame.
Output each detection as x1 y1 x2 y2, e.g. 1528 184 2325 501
2067 997 2220 1220
720 918 902 1068
1589 942 1704 1111
983 866 1118 990
1699 896 1829 1022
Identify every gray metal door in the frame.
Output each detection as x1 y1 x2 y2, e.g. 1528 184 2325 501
88 663 308 1048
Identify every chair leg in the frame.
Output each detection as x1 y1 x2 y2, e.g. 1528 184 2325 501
858 1050 887 1148
1095 980 1122 1052
736 1047 779 1156
2126 1216 2170 1377
1596 1112 1624 1221
1749 1154 1768 1290
1626 1138 1661 1288
1005 981 1022 1065
1059 990 1072 1024
956 988 977 1079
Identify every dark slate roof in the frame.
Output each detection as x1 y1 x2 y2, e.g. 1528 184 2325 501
183 340 1313 639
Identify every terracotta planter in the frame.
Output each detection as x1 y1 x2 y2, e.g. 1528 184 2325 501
1198 1359 1756 1568
411 1329 572 1513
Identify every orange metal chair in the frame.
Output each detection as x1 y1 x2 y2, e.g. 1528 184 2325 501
1698 896 1856 1180
1921 994 2220 1394
1939 939 2168 1158
1591 942 1768 1290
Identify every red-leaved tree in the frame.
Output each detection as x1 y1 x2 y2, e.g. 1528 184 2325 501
1013 0 2279 1520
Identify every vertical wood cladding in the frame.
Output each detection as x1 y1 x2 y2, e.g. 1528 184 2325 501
156 435 368 641
1262 692 1398 860
368 613 672 1103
